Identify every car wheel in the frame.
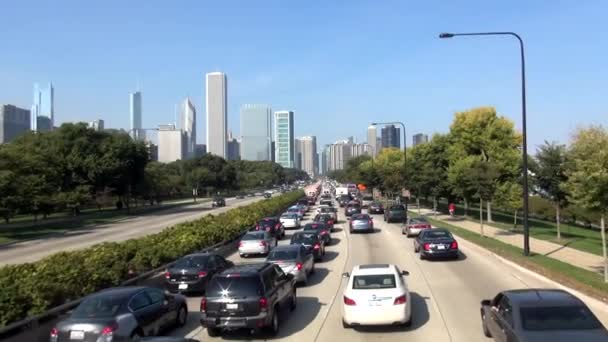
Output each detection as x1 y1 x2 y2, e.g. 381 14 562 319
342 319 351 329
207 327 221 337
130 330 143 341
266 308 280 335
290 289 297 311
176 305 188 327
481 313 492 337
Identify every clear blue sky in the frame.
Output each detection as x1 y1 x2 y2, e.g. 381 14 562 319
1 0 606 150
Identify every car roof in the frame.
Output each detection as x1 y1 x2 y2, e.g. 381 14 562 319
182 252 214 258
503 289 584 308
292 231 319 238
352 264 398 275
96 286 147 299
218 262 270 276
272 244 302 252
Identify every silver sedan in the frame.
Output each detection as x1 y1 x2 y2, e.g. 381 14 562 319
349 213 374 233
238 231 276 257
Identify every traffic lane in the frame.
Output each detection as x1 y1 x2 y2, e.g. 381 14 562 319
171 204 349 341
0 196 263 265
316 213 452 342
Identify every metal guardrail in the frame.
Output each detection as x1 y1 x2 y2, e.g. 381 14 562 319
0 231 246 339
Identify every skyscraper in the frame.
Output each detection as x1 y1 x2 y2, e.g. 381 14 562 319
157 124 185 163
240 104 272 161
89 119 105 131
351 143 373 157
31 83 54 132
0 104 30 143
367 125 378 156
181 98 196 159
130 91 144 140
296 136 317 178
413 133 429 147
274 110 294 168
206 72 227 158
327 140 352 170
227 130 240 161
381 124 400 149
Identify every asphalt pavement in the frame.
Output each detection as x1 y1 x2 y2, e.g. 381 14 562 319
168 202 608 342
0 196 262 266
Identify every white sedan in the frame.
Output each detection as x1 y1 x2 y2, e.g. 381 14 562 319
280 213 301 229
341 264 412 328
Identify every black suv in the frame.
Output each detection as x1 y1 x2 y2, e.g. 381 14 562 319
212 197 226 208
200 263 297 337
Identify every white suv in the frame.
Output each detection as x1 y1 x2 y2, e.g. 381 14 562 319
341 264 411 328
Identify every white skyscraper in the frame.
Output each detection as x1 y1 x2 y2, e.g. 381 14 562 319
157 124 185 163
130 91 143 140
181 98 196 159
296 136 317 178
31 83 54 132
367 125 378 156
274 111 295 168
206 72 227 158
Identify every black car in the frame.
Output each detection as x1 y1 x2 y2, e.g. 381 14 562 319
164 253 234 294
368 201 385 214
313 213 335 230
344 202 361 217
253 217 285 239
290 231 325 261
303 222 331 245
384 204 406 223
481 289 608 342
200 263 296 337
414 228 459 260
338 195 351 207
211 197 226 208
51 287 187 341
264 192 272 199
319 198 333 207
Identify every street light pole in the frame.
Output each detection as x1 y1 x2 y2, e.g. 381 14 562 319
439 31 530 256
371 121 407 202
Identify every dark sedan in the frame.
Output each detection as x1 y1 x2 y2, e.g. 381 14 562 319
481 289 608 342
50 287 187 341
344 202 361 217
253 217 285 239
165 253 234 294
384 204 406 223
368 201 384 214
313 213 335 230
211 197 226 208
290 231 325 261
414 228 459 260
303 222 331 245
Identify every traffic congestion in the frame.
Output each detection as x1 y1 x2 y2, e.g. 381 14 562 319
48 181 608 341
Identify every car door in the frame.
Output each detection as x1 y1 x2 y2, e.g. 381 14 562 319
495 296 516 342
262 268 280 313
146 288 173 330
129 291 157 336
272 265 290 309
487 294 510 342
301 245 314 273
214 255 230 273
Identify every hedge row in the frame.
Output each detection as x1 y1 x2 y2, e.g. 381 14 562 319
0 191 304 327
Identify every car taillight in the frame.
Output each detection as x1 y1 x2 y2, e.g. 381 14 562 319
275 223 280 228
238 241 244 247
259 240 267 246
313 243 320 250
328 220 333 225
368 220 373 224
451 241 458 249
321 230 328 235
50 328 58 338
259 297 268 311
296 263 303 270
343 296 356 306
265 227 271 231
164 271 170 279
423 243 431 251
393 295 407 305
200 297 207 312
198 271 207 278
101 322 118 335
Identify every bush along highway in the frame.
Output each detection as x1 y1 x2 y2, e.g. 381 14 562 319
0 190 304 327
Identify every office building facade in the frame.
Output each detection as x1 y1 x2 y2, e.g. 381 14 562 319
195 144 207 158
227 131 240 161
240 104 272 161
381 124 400 149
327 140 352 171
367 125 378 156
206 72 227 158
31 83 54 132
413 133 429 147
0 105 30 143
130 91 144 140
89 119 105 131
157 124 185 163
295 136 317 178
181 98 196 158
351 143 373 157
274 110 294 168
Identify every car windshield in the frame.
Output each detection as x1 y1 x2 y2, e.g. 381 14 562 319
173 255 209 268
520 306 602 331
292 234 317 244
422 230 452 239
242 232 265 240
72 295 123 318
206 276 263 297
267 249 299 261
352 274 397 289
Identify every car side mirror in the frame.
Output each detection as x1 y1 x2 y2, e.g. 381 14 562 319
342 272 350 278
400 270 409 276
481 299 491 306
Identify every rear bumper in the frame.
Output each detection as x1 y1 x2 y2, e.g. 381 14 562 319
343 303 410 326
282 221 300 229
201 312 269 330
421 249 459 259
351 225 373 232
238 245 269 255
165 279 206 293
368 208 384 214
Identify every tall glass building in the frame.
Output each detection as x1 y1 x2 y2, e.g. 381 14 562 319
274 111 294 168
240 104 272 161
31 83 54 132
130 91 144 140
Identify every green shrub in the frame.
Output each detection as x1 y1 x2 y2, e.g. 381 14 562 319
0 190 303 327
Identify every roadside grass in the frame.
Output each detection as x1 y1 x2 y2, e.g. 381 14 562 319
411 211 608 302
420 200 604 257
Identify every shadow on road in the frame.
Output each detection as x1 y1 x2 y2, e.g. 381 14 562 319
330 237 341 245
307 267 330 286
351 291 429 333
320 251 339 263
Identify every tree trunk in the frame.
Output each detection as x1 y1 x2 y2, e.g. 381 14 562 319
433 196 437 218
480 199 485 237
513 210 518 229
417 197 421 215
464 199 469 216
601 214 607 283
487 200 493 223
555 203 561 240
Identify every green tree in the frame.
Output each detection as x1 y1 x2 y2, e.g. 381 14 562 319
448 156 478 216
495 181 523 229
535 141 569 239
564 126 608 281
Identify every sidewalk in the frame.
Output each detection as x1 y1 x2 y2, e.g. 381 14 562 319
414 207 605 275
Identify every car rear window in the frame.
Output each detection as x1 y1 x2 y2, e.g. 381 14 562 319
352 274 397 289
390 205 405 210
173 255 209 268
423 230 452 239
520 306 602 331
72 296 123 318
206 276 263 297
352 214 370 220
410 218 429 224
304 223 326 230
291 233 317 244
242 232 265 240
267 249 299 261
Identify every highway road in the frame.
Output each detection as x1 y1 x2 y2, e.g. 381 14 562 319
0 196 263 266
168 202 608 342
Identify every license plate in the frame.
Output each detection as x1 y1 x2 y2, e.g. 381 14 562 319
70 330 85 340
437 245 446 250
368 301 382 306
178 283 188 290
226 303 238 310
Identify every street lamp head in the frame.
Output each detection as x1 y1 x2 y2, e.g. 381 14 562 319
439 33 454 39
